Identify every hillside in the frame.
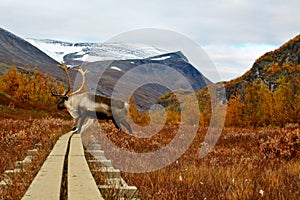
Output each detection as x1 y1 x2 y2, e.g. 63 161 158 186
223 34 300 126
158 34 300 127
226 34 300 98
0 28 61 76
82 51 210 110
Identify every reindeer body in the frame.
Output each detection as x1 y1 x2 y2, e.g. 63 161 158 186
53 64 132 134
58 92 132 133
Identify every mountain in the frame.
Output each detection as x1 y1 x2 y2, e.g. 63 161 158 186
26 38 167 65
0 28 61 77
0 28 210 110
226 34 300 99
81 51 211 110
26 38 211 110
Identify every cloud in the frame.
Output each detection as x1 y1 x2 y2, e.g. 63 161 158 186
0 0 299 80
203 43 277 81
1 0 298 43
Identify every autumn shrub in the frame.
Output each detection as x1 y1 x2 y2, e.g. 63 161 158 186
129 96 151 126
157 90 212 126
80 125 300 199
0 66 64 110
0 117 71 199
225 74 300 128
129 91 200 126
260 128 300 160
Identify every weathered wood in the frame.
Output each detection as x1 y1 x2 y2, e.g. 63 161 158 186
68 134 104 200
21 130 139 199
22 131 73 200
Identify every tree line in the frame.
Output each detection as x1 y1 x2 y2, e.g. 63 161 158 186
225 74 300 127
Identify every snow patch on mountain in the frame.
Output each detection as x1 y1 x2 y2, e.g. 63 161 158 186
151 55 171 61
26 38 168 65
110 66 122 71
26 38 85 63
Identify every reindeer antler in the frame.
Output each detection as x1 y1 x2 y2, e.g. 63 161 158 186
51 63 88 97
59 63 71 96
51 62 71 97
69 66 88 96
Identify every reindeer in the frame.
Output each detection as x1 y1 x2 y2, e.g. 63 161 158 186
52 64 132 134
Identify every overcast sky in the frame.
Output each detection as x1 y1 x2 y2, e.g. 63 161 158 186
1 0 299 81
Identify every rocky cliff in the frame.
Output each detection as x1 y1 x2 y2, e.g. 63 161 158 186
226 34 300 99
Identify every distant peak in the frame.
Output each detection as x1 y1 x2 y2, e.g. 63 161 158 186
148 51 189 62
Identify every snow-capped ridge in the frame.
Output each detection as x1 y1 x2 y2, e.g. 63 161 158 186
26 38 84 63
26 38 168 65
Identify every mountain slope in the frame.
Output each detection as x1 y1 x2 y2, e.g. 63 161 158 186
0 28 60 75
82 51 210 110
26 37 210 110
226 34 300 98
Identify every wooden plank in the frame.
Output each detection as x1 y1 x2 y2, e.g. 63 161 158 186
68 134 103 200
22 131 74 200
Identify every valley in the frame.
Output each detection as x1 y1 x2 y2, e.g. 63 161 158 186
0 27 299 199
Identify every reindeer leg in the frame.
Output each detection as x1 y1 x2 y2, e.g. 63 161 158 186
77 112 87 134
71 109 81 131
120 119 132 134
112 118 122 131
72 117 80 131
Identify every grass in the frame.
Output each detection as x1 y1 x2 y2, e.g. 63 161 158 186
0 102 299 199
1 107 299 199
82 121 300 199
0 116 72 199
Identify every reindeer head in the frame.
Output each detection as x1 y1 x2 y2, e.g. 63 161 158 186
51 63 88 110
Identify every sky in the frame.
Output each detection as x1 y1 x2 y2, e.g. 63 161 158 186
0 0 299 82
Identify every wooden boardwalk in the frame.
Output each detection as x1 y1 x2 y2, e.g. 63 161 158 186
21 131 104 200
68 134 103 199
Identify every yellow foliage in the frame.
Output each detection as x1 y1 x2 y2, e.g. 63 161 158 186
128 96 151 126
0 66 63 110
225 75 300 127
